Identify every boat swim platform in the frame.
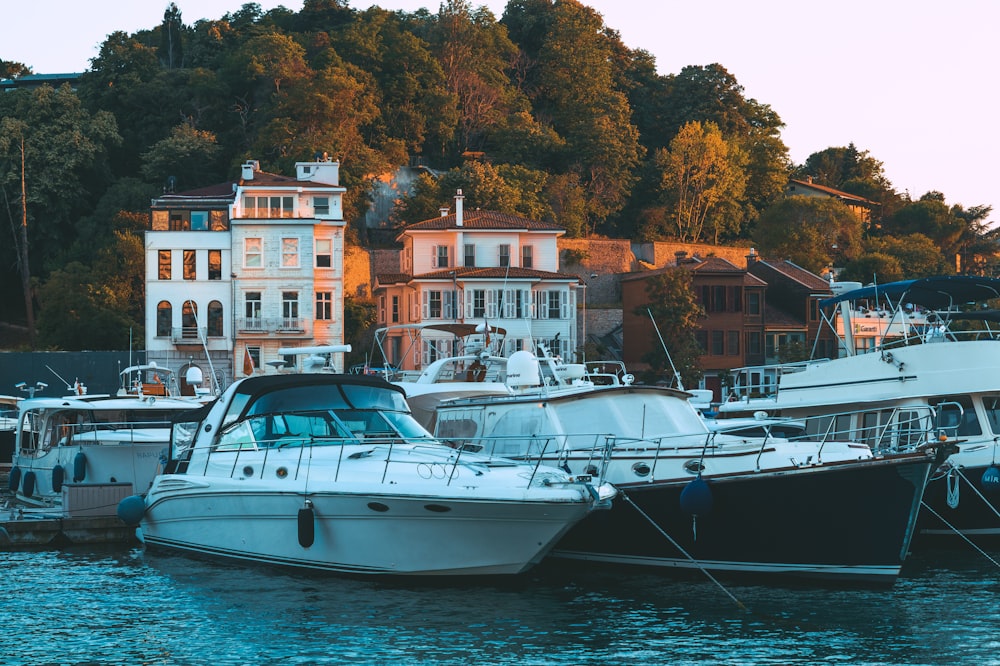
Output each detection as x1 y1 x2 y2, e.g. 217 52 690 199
0 481 139 550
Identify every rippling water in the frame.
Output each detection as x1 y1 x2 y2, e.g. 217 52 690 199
1 545 998 665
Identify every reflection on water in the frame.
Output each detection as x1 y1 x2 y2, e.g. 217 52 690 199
0 546 999 665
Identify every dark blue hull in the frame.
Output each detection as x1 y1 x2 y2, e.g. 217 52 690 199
551 454 935 585
919 464 1000 538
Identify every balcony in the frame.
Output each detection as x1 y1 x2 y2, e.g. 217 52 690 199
236 318 305 334
170 327 206 346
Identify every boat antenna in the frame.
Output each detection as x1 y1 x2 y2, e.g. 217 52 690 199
46 364 74 392
646 308 684 391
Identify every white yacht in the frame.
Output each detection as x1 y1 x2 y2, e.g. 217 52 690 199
719 275 1000 540
9 393 201 506
121 372 614 576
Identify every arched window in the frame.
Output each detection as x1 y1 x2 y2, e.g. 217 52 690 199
182 301 198 338
207 300 224 337
156 301 172 337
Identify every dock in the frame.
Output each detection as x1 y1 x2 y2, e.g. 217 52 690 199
0 470 140 550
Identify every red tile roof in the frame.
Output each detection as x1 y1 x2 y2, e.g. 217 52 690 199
788 179 876 206
758 259 832 291
401 210 565 233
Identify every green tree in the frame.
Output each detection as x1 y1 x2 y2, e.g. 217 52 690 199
140 124 222 190
644 121 747 243
837 252 905 284
160 3 186 69
36 262 136 350
754 196 863 274
637 267 705 388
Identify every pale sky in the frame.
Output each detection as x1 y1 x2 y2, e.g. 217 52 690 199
3 0 996 219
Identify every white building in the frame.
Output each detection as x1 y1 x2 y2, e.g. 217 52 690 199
146 157 347 393
373 191 580 371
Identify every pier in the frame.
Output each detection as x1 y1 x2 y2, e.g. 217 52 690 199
1 467 139 550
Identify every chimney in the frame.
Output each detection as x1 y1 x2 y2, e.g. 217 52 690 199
674 250 688 266
805 175 813 184
455 189 464 227
439 207 449 217
746 247 758 267
241 160 259 180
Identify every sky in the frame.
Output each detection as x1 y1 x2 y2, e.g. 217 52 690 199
3 0 997 219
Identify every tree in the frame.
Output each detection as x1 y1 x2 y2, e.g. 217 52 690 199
754 196 863 274
644 121 747 243
637 267 705 388
36 262 136 350
160 3 185 69
140 124 222 190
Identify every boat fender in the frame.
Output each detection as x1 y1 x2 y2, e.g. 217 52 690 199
298 500 315 548
73 451 87 483
982 465 1000 493
22 470 36 498
7 466 20 493
679 476 713 516
116 495 147 527
51 464 65 493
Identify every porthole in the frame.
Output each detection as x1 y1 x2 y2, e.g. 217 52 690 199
242 465 254 477
683 460 706 475
275 467 288 479
367 502 390 513
631 462 651 477
424 504 451 513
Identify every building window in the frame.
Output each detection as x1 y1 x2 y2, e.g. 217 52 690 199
158 250 171 280
499 244 510 267
522 245 533 268
391 295 400 323
464 244 476 267
182 301 198 338
245 292 262 328
316 291 332 320
727 330 740 355
435 245 450 269
156 301 171 337
207 250 222 280
169 211 190 230
190 211 209 231
711 330 724 355
244 195 294 218
314 196 330 216
282 291 299 328
747 292 761 316
747 331 762 355
207 301 224 337
245 238 262 268
183 250 196 280
429 291 442 318
315 239 332 268
695 330 708 353
547 291 561 319
473 290 486 318
281 237 299 267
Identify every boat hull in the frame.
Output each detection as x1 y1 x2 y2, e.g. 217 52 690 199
550 453 935 585
138 479 595 576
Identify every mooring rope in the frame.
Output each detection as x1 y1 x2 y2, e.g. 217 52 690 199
619 489 747 612
920 501 1000 569
952 466 1000 521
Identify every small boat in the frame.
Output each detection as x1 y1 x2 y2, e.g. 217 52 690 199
432 352 953 585
9 393 202 506
718 275 1000 541
122 372 615 576
0 395 20 465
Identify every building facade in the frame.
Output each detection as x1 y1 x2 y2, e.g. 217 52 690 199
373 191 580 370
145 157 347 393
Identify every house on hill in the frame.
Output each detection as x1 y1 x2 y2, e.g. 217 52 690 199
373 191 580 371
786 176 879 228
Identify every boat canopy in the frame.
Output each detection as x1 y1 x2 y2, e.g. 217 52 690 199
819 276 1000 310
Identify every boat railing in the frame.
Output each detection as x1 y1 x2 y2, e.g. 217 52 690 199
196 433 601 490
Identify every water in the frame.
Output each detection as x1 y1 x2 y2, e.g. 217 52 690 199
1 546 999 665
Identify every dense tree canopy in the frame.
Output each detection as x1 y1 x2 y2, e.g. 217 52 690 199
0 0 995 348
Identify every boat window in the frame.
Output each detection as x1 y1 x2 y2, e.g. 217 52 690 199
215 420 259 451
931 396 982 436
333 409 397 440
171 421 199 459
381 411 434 439
341 384 408 411
983 396 1000 434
